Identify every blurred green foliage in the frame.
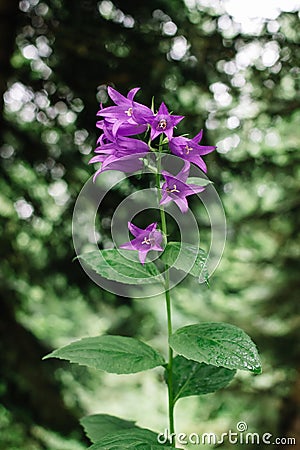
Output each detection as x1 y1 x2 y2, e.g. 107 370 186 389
0 0 299 449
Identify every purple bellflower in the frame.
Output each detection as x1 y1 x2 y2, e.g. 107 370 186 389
90 133 149 179
148 102 184 142
120 222 163 265
98 86 153 137
160 161 206 213
90 87 153 179
169 130 216 173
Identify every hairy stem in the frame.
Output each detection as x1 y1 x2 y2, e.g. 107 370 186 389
155 146 175 437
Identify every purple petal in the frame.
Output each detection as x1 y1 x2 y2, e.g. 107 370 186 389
159 191 172 206
138 251 148 265
149 230 163 248
127 87 140 101
107 86 127 105
169 136 186 150
170 115 184 127
192 130 203 143
150 128 161 141
186 184 206 195
145 222 158 233
165 127 174 141
128 222 145 238
151 243 163 252
132 103 154 125
186 154 208 172
92 167 103 182
112 119 125 136
119 241 135 250
177 160 191 182
196 145 217 156
161 170 172 179
96 119 105 128
97 105 124 117
100 154 145 173
174 197 189 213
114 122 148 136
89 154 106 164
157 102 169 115
117 136 149 154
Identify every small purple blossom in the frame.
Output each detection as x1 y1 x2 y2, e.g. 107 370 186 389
169 130 216 173
148 102 184 142
160 161 205 213
120 222 163 265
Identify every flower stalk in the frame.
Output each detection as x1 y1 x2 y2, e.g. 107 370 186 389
156 136 175 437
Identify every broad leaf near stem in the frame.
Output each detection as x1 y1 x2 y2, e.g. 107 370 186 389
80 414 138 443
169 322 262 374
43 335 166 374
78 249 164 284
160 242 209 284
87 428 178 449
166 355 236 404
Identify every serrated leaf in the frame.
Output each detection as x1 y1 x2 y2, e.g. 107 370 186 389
43 335 166 374
79 249 164 285
168 356 236 403
87 429 177 449
160 242 208 283
169 323 261 374
80 414 138 443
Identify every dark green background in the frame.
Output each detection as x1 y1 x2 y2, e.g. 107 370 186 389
0 1 299 448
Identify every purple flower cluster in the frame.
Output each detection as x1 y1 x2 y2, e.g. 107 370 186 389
91 86 216 263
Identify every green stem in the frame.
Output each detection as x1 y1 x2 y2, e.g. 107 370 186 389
155 144 175 437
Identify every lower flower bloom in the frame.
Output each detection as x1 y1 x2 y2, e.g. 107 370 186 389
120 222 163 265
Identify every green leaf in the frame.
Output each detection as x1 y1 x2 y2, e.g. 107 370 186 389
43 335 166 374
168 356 236 403
187 177 213 187
87 429 177 449
81 415 179 448
169 323 261 374
80 414 138 443
79 249 164 285
160 242 208 283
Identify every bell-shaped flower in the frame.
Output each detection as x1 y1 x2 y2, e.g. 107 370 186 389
90 134 149 179
98 86 153 136
160 161 205 213
169 130 216 173
148 102 184 141
120 222 163 265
